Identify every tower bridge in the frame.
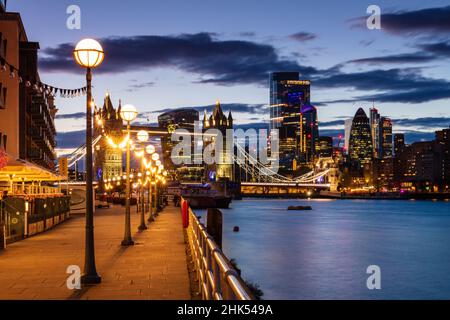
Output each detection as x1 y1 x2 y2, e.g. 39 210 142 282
56 96 333 192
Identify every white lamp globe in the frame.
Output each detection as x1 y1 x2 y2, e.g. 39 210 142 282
145 144 155 155
137 130 149 142
155 160 161 166
151 153 159 161
73 39 104 68
120 104 138 122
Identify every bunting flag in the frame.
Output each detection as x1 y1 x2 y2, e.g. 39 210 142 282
0 54 87 99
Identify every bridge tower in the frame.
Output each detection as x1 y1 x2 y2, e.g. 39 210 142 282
203 100 234 181
94 93 123 187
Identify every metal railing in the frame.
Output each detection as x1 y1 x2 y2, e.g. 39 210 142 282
186 204 253 300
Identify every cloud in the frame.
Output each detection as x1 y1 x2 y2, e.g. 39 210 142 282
56 130 85 148
393 117 450 129
289 32 317 42
55 112 86 120
153 103 268 115
419 41 450 56
126 81 155 92
350 5 450 35
320 117 450 130
314 68 450 104
347 53 435 65
40 33 317 86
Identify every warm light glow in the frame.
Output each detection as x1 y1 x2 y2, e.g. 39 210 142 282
137 130 149 142
145 144 155 155
73 39 104 68
120 104 138 122
151 153 159 161
155 160 161 166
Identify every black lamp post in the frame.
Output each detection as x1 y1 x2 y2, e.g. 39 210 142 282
73 38 104 284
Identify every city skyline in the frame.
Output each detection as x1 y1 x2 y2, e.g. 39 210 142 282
6 0 450 155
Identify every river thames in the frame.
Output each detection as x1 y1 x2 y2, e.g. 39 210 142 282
200 198 450 299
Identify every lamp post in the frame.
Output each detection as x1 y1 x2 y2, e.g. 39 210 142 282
137 130 149 231
73 38 104 284
120 104 138 246
151 153 160 215
145 144 156 222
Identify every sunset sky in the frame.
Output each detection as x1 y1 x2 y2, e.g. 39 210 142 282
8 0 450 154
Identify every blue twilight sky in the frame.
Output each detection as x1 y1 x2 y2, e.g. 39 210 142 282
7 0 450 153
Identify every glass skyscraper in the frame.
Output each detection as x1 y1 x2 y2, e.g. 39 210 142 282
269 72 313 173
349 108 373 165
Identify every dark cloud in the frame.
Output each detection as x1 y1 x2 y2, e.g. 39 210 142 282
56 130 85 148
234 122 269 131
419 41 450 57
320 117 450 130
126 81 155 92
350 5 450 35
319 120 345 127
153 103 268 115
40 32 450 104
40 33 317 86
314 68 450 104
55 112 86 120
393 117 450 129
289 32 317 42
347 53 435 65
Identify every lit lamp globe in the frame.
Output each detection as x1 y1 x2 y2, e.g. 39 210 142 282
120 104 138 122
73 39 104 68
137 130 149 142
158 164 164 171
145 144 155 155
151 153 159 161
155 160 161 166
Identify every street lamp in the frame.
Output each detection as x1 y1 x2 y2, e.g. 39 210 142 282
120 104 138 246
73 38 104 285
136 131 149 231
145 145 156 222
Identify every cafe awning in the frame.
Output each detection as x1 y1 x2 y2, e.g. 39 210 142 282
0 157 66 182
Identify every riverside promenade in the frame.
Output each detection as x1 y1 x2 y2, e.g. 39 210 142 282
0 204 191 300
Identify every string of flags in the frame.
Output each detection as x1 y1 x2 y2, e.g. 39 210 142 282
0 55 87 98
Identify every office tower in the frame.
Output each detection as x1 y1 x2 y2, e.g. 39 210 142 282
380 117 393 158
435 128 450 190
394 133 405 156
299 104 319 164
348 108 373 165
318 136 333 158
344 118 353 153
369 107 381 158
269 72 311 172
158 108 201 182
